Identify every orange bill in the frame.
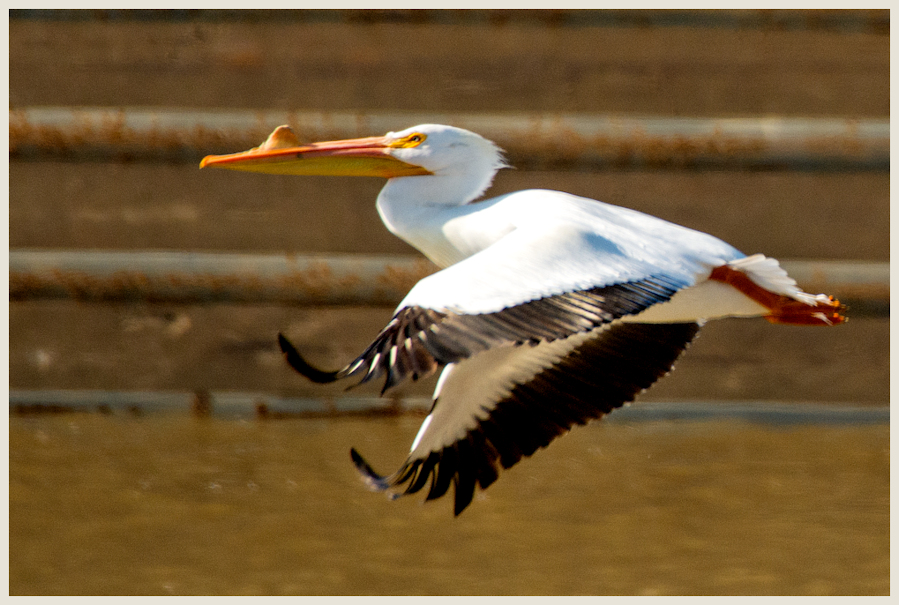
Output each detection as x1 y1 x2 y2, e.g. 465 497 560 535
200 125 432 178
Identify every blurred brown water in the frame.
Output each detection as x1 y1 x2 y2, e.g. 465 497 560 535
9 411 888 595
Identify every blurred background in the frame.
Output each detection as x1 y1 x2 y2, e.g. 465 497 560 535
9 9 889 595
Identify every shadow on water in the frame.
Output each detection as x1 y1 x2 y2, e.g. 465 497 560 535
9 406 889 595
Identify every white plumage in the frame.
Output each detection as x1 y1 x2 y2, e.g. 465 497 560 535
202 123 845 515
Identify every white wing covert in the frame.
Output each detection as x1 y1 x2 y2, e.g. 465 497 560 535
334 224 705 393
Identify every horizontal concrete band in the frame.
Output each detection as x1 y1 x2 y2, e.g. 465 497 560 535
9 250 436 306
9 250 889 315
9 389 889 424
9 107 890 170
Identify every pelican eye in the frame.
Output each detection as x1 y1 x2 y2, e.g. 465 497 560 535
389 133 427 148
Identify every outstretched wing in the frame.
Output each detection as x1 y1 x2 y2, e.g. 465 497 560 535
279 275 689 393
350 320 702 515
279 223 708 392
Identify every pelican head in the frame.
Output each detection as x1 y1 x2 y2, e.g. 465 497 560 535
384 124 507 180
201 123 508 206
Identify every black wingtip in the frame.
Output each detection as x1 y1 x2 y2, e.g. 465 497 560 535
350 447 392 492
277 332 340 384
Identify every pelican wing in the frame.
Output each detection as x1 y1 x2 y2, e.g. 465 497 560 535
320 224 701 392
351 320 701 515
337 278 687 393
401 219 713 314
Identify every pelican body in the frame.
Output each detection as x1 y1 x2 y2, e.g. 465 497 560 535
202 124 845 515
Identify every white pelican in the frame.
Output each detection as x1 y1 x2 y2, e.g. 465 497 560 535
201 123 845 515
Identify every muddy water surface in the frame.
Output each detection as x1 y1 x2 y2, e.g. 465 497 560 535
9 411 889 595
